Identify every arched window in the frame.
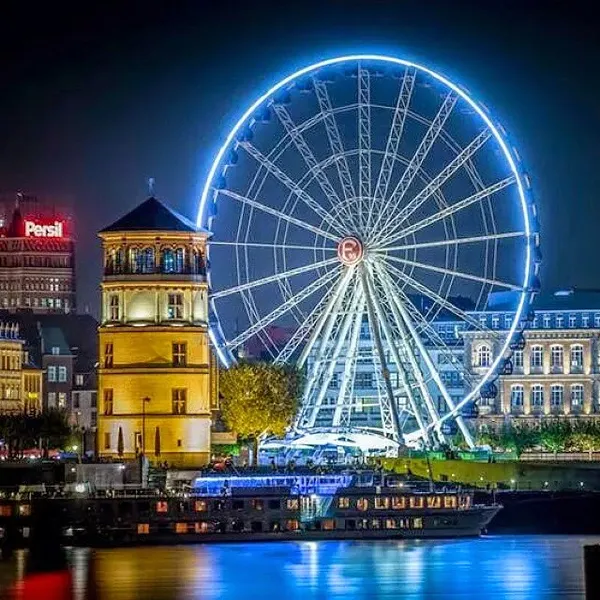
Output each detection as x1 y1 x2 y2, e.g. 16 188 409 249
530 345 543 370
475 345 491 368
141 248 155 273
130 248 142 273
162 248 175 273
571 384 584 407
192 249 205 274
571 344 584 371
550 345 564 370
551 384 564 407
531 384 544 407
511 385 524 407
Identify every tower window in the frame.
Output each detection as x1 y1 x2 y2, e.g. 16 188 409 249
167 293 184 319
109 294 120 321
172 389 187 414
141 248 155 273
104 343 114 368
173 343 187 366
104 389 113 415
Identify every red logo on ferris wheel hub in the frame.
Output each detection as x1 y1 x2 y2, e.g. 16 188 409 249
337 236 364 266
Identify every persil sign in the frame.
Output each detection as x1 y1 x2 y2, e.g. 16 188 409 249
24 220 65 238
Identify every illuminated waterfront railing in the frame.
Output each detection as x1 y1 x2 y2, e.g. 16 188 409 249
192 474 354 496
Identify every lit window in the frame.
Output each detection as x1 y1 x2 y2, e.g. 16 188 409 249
374 497 389 509
412 517 424 529
338 497 350 509
156 501 168 513
48 392 56 407
175 523 188 534
475 345 491 368
531 385 544 407
571 384 584 407
491 315 499 329
556 315 563 328
427 496 442 508
141 248 154 273
287 499 299 510
550 345 564 370
172 389 187 414
57 393 66 409
582 314 589 327
137 524 150 535
103 389 113 415
109 295 120 321
543 314 551 328
356 498 369 511
478 315 487 327
513 350 523 369
167 293 184 319
172 342 187 366
551 384 564 407
47 365 57 382
104 343 114 368
391 497 406 509
58 366 67 382
75 374 84 386
51 346 60 355
195 500 207 512
569 315 577 328
511 385 524 407
530 345 543 369
409 496 424 509
571 345 584 371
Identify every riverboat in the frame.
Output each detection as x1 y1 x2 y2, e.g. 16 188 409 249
0 471 501 547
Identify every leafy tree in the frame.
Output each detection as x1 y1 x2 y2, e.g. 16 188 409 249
219 362 302 455
498 423 538 458
539 420 572 456
567 421 600 458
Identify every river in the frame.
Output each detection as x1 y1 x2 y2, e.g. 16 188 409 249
1 536 598 599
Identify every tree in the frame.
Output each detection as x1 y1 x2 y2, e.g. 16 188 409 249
219 362 302 456
498 423 538 458
539 420 572 456
568 421 600 459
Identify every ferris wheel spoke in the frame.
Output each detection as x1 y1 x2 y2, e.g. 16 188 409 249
217 188 340 242
384 254 521 291
377 130 493 244
332 297 364 427
358 64 371 233
211 240 337 252
378 230 525 253
380 175 516 246
271 104 356 230
226 267 340 351
376 265 475 447
238 141 348 236
361 265 425 443
370 91 458 242
380 258 504 338
304 285 364 430
313 78 357 207
373 67 416 213
211 256 338 300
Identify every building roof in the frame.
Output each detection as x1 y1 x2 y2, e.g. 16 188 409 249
485 289 600 313
100 196 209 234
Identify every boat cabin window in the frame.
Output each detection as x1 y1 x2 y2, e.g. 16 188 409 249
175 523 188 534
287 498 299 510
385 519 397 529
357 498 369 511
409 496 424 509
252 499 264 511
194 500 207 512
156 501 168 514
392 496 406 509
444 496 457 509
195 522 209 533
427 496 442 509
286 519 300 531
375 497 389 509
338 497 350 509
413 517 424 529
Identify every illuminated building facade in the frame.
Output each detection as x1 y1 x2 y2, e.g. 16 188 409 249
97 196 214 466
0 322 42 414
464 290 600 430
0 197 75 313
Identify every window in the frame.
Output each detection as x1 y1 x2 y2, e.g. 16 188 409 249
48 392 56 407
511 385 524 407
72 393 80 409
583 314 589 327
531 385 544 407
478 315 487 327
595 314 600 328
329 373 339 389
513 350 523 369
104 343 114 368
58 393 66 409
51 346 60 356
491 315 499 329
141 248 154 273
109 294 120 321
556 315 563 328
104 389 114 415
543 314 551 328
338 497 350 509
571 345 584 371
551 384 564 407
530 345 543 370
58 366 67 382
172 343 187 366
374 497 389 509
104 432 111 450
287 498 299 510
569 315 577 328
47 365 57 382
355 372 373 389
356 498 369 511
571 384 584 407
476 345 491 368
75 374 84 386
172 389 187 414
550 345 563 370
167 293 184 319
504 315 512 329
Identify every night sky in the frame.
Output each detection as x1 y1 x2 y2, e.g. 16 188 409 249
0 1 598 316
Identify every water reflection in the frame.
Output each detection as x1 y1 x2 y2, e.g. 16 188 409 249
0 536 597 599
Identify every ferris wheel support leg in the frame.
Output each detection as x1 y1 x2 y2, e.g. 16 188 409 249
371 267 446 445
332 294 365 427
378 268 475 448
362 265 430 446
305 286 363 429
361 267 404 445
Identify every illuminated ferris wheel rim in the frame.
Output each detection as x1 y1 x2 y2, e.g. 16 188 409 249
198 53 538 444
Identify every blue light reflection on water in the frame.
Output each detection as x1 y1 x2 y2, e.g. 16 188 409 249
1 535 596 599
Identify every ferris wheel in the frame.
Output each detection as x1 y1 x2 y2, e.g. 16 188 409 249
198 54 540 451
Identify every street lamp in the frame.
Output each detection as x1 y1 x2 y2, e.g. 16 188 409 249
141 397 151 456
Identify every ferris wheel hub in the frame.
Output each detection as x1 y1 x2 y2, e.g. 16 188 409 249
337 236 364 266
